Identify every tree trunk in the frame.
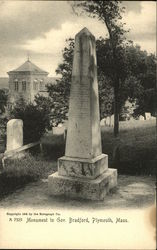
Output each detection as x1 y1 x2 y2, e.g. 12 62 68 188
114 76 119 137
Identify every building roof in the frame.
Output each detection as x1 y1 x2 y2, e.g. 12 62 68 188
8 60 48 74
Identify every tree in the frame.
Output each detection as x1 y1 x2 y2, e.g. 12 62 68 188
125 45 156 116
46 38 74 126
9 97 50 144
71 0 128 137
34 94 53 128
96 37 128 118
48 36 156 127
0 89 8 115
99 75 114 118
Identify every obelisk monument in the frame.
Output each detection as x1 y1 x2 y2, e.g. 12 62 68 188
48 27 117 200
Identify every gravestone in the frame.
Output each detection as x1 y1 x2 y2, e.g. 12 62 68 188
110 114 114 127
139 115 145 121
6 119 23 152
48 28 117 200
100 118 106 126
106 116 111 126
52 126 65 135
145 112 151 120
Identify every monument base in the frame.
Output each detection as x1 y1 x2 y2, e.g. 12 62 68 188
48 168 117 201
58 154 108 179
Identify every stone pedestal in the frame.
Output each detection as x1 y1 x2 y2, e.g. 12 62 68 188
48 27 117 200
48 168 117 201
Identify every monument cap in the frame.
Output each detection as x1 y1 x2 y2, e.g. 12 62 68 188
76 27 95 38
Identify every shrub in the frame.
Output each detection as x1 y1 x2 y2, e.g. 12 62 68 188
0 116 8 141
0 89 8 114
41 133 65 160
9 97 50 144
0 116 8 153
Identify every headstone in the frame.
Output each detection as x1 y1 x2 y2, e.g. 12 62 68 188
100 118 106 126
110 114 114 127
58 123 63 128
48 28 117 200
6 119 23 152
2 119 24 165
52 126 65 135
145 112 151 120
106 116 111 126
139 115 145 121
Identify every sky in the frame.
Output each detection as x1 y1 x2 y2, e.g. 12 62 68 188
0 1 156 77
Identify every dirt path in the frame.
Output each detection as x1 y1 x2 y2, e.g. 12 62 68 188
0 175 156 210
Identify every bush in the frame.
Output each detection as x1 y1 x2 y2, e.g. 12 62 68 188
9 97 50 144
0 116 7 141
0 116 8 153
0 89 8 114
41 133 65 160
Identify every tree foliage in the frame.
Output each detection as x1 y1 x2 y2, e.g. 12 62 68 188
0 89 8 114
125 45 156 116
9 97 50 144
34 94 53 127
45 36 156 126
45 38 74 126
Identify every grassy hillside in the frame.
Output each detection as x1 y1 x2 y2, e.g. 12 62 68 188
101 119 156 175
41 119 157 175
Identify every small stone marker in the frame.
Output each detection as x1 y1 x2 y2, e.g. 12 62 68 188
52 126 65 135
6 119 23 152
139 115 145 121
58 123 63 128
100 118 106 126
48 28 117 200
106 116 111 126
110 114 114 127
145 112 151 120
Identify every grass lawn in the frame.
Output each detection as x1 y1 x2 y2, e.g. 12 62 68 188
0 154 57 200
101 119 156 174
41 119 157 175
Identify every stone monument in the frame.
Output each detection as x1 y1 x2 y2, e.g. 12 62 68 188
48 27 117 200
6 119 23 152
